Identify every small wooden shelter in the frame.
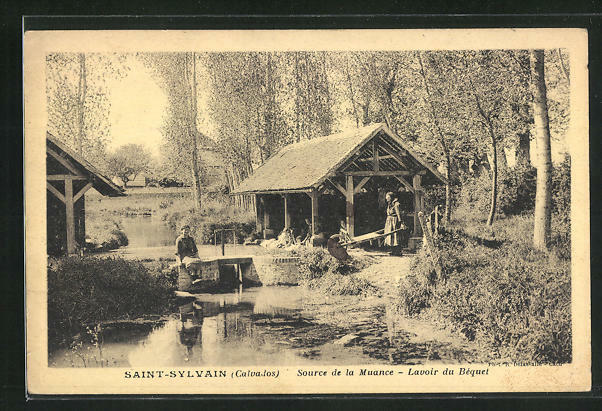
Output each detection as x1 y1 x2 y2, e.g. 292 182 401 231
46 132 125 256
231 123 447 240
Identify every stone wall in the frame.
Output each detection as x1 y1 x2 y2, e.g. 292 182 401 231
178 260 220 291
252 255 300 286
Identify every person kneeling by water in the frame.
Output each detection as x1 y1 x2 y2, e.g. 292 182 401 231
176 225 202 269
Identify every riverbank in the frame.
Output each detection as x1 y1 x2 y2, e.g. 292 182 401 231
49 248 477 367
299 252 477 364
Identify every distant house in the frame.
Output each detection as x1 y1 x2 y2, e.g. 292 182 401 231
47 132 125 256
111 173 148 188
126 173 148 187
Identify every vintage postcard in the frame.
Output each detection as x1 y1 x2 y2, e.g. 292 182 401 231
25 28 590 395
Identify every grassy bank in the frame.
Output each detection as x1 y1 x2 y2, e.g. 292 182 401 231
48 256 176 350
163 200 256 245
85 219 129 252
86 188 255 246
398 214 571 364
293 247 377 296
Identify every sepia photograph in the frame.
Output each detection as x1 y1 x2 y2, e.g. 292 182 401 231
24 29 590 394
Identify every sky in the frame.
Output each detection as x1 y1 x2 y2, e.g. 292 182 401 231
102 54 569 165
107 58 166 158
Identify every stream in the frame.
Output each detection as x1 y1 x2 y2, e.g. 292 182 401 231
53 215 473 367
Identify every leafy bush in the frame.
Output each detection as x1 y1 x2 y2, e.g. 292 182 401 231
457 165 536 220
85 219 129 251
398 217 571 364
48 256 175 349
164 201 255 244
293 247 376 296
550 156 571 259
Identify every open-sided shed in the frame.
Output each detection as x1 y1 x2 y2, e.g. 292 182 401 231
231 123 446 240
46 132 125 255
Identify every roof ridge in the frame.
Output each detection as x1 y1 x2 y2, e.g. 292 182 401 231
277 123 384 155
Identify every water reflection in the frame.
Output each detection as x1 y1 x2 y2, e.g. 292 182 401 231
119 215 176 248
51 286 342 368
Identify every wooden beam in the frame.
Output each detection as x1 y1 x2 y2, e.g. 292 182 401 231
353 176 371 195
73 182 93 203
379 141 410 170
357 154 394 161
343 170 410 176
283 194 291 230
46 182 65 203
47 147 84 176
47 174 88 181
394 176 415 193
262 197 270 230
65 178 76 255
244 188 311 195
346 175 355 237
310 189 319 235
254 194 263 233
413 174 423 236
327 178 346 196
372 140 379 172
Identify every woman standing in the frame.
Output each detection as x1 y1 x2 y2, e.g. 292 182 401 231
384 191 406 256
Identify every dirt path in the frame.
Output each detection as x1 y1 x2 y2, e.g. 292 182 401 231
340 252 479 364
352 253 413 298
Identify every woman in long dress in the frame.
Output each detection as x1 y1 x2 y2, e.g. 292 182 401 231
384 191 406 256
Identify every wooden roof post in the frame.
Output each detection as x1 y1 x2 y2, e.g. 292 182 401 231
310 189 319 235
254 194 263 233
345 175 355 237
283 193 291 231
64 177 76 255
413 174 423 236
262 196 270 230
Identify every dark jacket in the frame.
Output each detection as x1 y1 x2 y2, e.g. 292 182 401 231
175 234 198 260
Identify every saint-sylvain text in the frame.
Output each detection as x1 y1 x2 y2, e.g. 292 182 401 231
124 369 280 379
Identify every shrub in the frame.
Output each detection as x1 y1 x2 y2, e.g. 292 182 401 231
457 165 536 220
293 247 376 296
85 219 129 252
164 203 255 245
48 256 175 349
398 217 571 364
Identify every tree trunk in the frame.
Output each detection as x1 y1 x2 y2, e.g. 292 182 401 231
76 53 87 156
444 155 451 223
188 52 203 211
498 146 508 169
417 52 452 223
486 130 498 226
517 132 531 167
530 49 553 250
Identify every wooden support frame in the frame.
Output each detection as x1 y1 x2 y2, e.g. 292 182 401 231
308 189 319 235
345 175 355 237
372 140 380 172
283 194 291 230
254 194 263 233
353 176 371 195
46 182 65 203
378 141 410 169
394 176 415 193
262 196 270 231
47 147 84 176
357 154 394 162
64 177 76 255
343 170 410 176
47 174 88 181
327 178 346 196
73 182 93 203
413 174 424 236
